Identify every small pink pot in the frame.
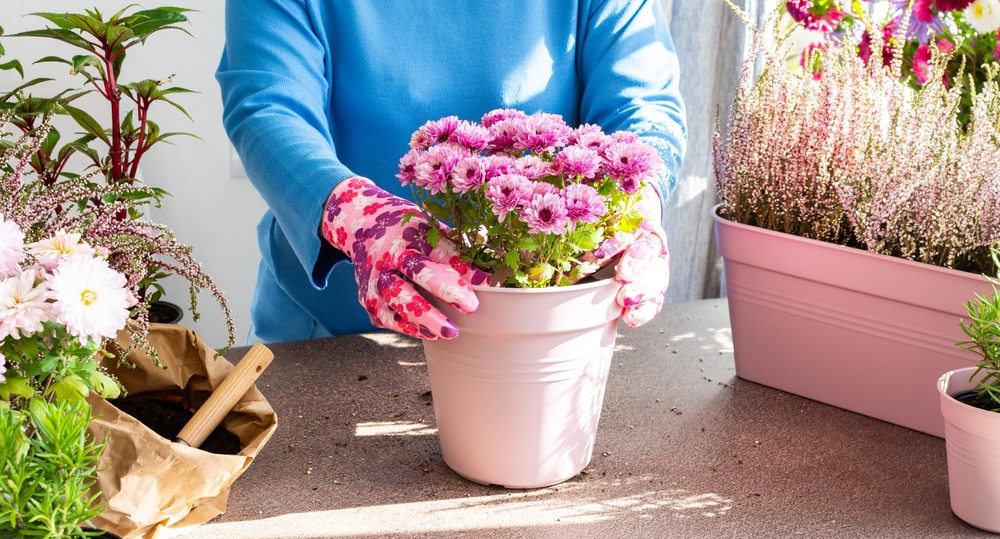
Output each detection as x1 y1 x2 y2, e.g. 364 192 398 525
939 367 1000 533
714 206 988 437
423 278 622 489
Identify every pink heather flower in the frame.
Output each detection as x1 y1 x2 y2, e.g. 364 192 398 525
487 117 524 153
564 183 607 225
0 271 52 340
413 144 463 194
786 0 845 32
520 192 570 235
568 124 604 145
513 113 572 154
554 145 602 179
481 108 527 128
913 39 955 85
410 116 460 149
800 42 826 80
451 120 492 151
603 141 663 193
486 174 532 221
516 155 552 179
48 254 130 345
0 218 24 278
483 154 519 179
396 148 421 186
451 156 487 193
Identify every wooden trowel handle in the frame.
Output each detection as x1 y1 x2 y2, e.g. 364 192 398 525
176 343 274 449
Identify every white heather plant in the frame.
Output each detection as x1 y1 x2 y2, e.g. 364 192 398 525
715 3 1000 274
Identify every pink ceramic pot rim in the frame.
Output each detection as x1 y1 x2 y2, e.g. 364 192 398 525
712 204 986 282
471 277 618 294
939 367 1000 418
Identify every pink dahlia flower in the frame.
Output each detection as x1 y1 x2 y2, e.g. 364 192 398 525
486 174 532 221
564 183 607 225
520 192 570 235
0 216 24 278
554 145 602 179
0 270 51 340
48 254 130 345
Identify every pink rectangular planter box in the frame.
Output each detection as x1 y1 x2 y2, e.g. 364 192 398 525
713 208 989 437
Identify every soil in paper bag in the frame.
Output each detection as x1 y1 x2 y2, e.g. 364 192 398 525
109 397 242 455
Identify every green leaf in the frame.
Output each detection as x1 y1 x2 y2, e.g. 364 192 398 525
426 226 440 248
126 9 191 38
70 54 104 76
0 377 36 400
106 25 135 49
89 372 121 399
12 28 96 52
64 105 110 146
48 375 90 403
20 355 59 378
0 59 23 77
517 236 539 252
27 12 77 30
66 13 108 40
33 55 72 66
504 250 520 269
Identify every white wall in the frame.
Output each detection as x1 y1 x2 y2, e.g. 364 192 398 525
1 2 265 349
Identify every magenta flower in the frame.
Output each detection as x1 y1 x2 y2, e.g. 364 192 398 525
414 144 462 194
568 124 604 145
520 192 570 235
486 174 532 221
516 155 552 179
995 29 1000 60
531 181 560 197
889 0 945 42
513 113 572 154
451 156 487 193
487 117 524 152
859 24 895 67
483 154 518 180
410 116 460 149
396 148 420 186
913 39 954 85
481 108 527 128
451 120 492 151
786 0 845 32
602 141 663 193
937 0 974 10
554 145 601 179
564 183 607 225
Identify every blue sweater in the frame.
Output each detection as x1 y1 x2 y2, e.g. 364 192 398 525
217 0 686 342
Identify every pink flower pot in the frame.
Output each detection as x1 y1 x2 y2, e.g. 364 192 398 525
939 367 1000 533
423 279 622 488
714 206 988 437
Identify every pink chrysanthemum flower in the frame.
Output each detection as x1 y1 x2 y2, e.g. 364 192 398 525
486 174 532 221
483 154 519 180
554 145 602 179
451 120 492 151
481 108 527 128
568 124 604 145
487 117 524 152
516 155 552 179
0 270 51 340
396 148 421 186
531 181 560 197
27 230 97 271
520 192 570 235
48 254 130 345
603 141 663 193
513 113 572 154
451 156 487 193
410 116 460 149
0 216 25 278
564 183 607 225
414 144 462 194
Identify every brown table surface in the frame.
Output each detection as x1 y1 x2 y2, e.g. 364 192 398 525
187 298 990 539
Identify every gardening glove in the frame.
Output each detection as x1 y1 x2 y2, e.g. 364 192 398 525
591 184 670 328
321 177 490 340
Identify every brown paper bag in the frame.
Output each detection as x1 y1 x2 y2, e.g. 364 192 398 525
85 324 278 539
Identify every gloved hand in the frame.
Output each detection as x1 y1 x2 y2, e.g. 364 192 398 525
590 184 670 328
322 177 490 340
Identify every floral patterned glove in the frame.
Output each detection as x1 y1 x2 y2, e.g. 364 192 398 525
591 184 670 328
322 177 490 340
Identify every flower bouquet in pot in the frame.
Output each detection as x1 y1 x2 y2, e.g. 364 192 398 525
392 109 667 488
712 1 1000 436
939 245 1000 533
0 218 131 538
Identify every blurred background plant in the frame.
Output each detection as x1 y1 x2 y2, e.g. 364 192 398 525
716 1 1000 274
0 6 235 356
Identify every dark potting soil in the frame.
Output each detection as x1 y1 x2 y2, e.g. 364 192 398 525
109 398 242 455
953 390 1000 413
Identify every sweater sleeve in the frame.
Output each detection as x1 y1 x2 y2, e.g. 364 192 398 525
216 0 350 288
577 0 687 213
